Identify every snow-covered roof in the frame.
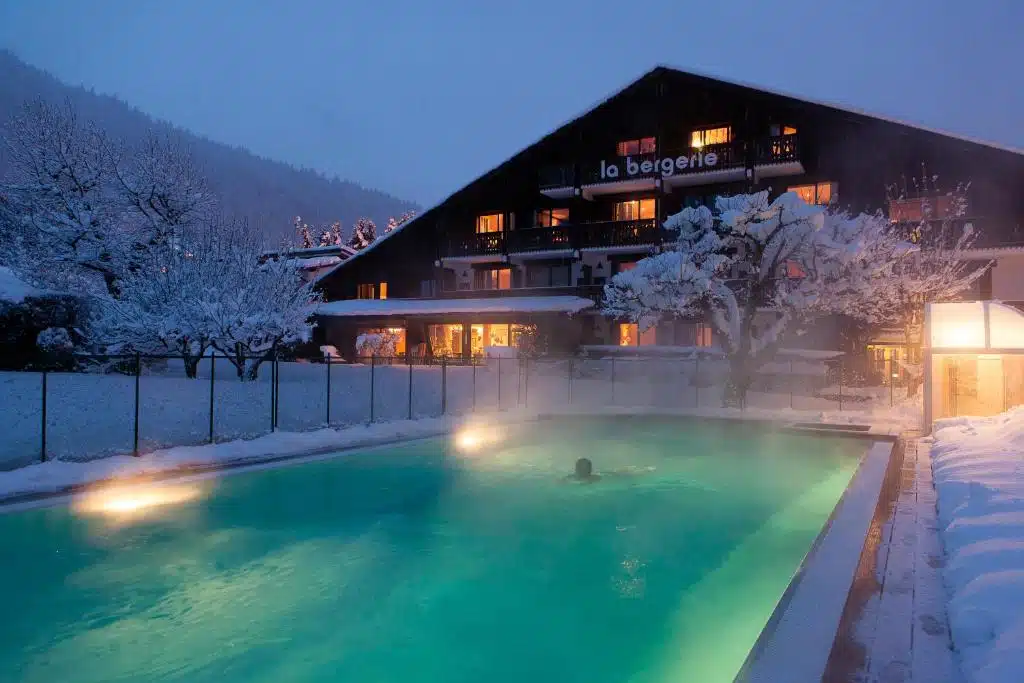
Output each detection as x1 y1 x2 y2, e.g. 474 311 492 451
0 266 44 303
317 296 595 318
287 255 342 270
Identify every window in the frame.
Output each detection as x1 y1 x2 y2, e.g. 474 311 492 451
526 264 571 288
788 182 837 206
419 279 436 297
690 126 731 148
476 214 504 233
535 208 570 228
356 328 407 357
616 136 656 156
785 261 807 279
356 283 376 299
619 323 657 346
613 198 656 221
428 324 464 358
695 322 713 347
470 324 512 355
475 267 512 290
616 261 638 275
769 124 798 137
379 282 388 300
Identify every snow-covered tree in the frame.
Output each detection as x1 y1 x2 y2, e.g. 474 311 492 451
90 219 321 379
349 217 377 249
1 99 214 297
603 191 899 406
385 210 416 234
328 220 344 245
294 215 314 249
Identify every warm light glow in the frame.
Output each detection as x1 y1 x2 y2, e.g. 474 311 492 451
452 424 505 453
73 482 204 519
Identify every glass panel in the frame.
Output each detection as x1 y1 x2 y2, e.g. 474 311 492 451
639 198 656 219
783 126 798 135
691 126 731 147
618 261 637 274
378 282 388 300
526 266 549 288
619 323 638 346
613 201 637 221
617 140 640 156
428 324 464 357
816 182 834 205
639 325 657 346
551 208 569 225
640 137 657 153
356 328 406 357
357 283 375 299
788 185 817 205
488 324 510 347
696 323 713 347
551 265 570 287
476 214 504 233
497 269 511 289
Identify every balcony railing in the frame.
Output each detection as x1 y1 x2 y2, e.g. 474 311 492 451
446 232 505 257
444 219 663 257
540 134 801 190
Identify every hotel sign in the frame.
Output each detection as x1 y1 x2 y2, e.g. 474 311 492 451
599 151 718 180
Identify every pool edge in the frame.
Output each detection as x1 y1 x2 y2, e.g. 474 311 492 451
733 437 901 683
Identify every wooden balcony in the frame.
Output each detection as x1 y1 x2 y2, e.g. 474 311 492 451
443 219 662 258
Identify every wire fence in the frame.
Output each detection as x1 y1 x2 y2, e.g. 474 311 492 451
0 353 915 470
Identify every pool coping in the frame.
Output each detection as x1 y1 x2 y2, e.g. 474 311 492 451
733 436 902 683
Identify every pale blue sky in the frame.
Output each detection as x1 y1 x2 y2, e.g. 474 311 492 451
1 0 1021 205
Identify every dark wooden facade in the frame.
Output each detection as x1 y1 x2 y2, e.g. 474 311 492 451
314 66 1024 359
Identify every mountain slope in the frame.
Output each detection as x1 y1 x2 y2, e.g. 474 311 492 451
0 50 418 242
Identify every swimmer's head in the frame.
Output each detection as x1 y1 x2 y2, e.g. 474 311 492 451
575 457 593 478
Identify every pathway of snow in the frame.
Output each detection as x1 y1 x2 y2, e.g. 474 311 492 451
930 408 1024 683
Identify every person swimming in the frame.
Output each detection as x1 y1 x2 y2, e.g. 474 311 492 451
567 457 601 483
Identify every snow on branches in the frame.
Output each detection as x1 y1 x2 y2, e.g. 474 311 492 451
349 217 377 249
603 191 906 404
0 98 214 297
90 220 322 379
385 210 416 233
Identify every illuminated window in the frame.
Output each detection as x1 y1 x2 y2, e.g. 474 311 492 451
475 268 512 290
535 208 570 228
787 182 837 206
510 324 534 348
356 327 406 357
470 324 512 355
428 324 464 358
690 126 732 148
695 322 713 347
784 126 797 135
476 214 504 233
617 261 638 274
785 261 807 279
613 198 656 221
616 136 657 156
526 264 570 288
379 282 388 300
769 124 799 136
619 323 657 346
356 283 376 299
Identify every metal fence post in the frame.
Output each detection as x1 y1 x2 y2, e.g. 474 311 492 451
408 361 414 420
441 358 447 416
889 358 894 408
695 354 701 408
209 354 216 443
40 371 47 463
270 352 276 432
524 358 529 408
274 351 280 429
497 356 502 410
838 357 844 412
326 355 332 426
471 362 477 413
567 358 573 404
133 352 141 456
789 359 794 410
369 355 376 423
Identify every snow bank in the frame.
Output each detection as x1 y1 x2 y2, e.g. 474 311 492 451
932 406 1024 683
0 417 450 501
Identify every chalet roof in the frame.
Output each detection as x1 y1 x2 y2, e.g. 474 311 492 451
317 65 1024 287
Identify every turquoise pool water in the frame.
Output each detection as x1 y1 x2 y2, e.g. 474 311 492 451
0 417 864 683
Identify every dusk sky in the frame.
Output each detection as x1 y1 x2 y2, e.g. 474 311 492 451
1 0 1021 206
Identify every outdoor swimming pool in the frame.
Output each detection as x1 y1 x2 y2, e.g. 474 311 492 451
0 417 868 683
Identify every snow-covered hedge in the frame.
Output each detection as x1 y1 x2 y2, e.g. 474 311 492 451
932 408 1024 683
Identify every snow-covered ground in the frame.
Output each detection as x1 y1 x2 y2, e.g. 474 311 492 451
0 356 920 470
931 408 1024 683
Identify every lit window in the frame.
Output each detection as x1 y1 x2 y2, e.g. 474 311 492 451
428 324 464 358
616 137 656 156
613 198 656 221
695 323 713 347
617 261 638 274
476 214 504 233
535 208 570 228
769 124 799 136
356 327 406 357
476 268 512 290
788 182 837 206
783 126 798 135
619 322 657 346
691 126 731 148
470 324 511 355
379 282 388 300
356 283 376 299
785 261 807 279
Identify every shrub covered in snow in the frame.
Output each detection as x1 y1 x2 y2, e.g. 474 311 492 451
37 327 73 351
356 331 398 358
